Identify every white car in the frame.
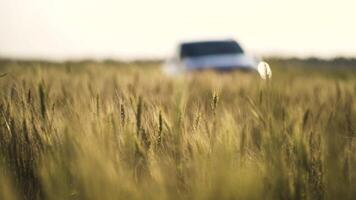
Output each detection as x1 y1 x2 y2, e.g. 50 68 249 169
163 39 259 74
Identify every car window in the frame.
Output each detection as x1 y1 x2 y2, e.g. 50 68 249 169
180 41 244 58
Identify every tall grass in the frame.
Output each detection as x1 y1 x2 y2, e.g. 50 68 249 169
0 60 355 200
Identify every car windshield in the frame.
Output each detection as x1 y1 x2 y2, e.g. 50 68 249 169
180 41 244 58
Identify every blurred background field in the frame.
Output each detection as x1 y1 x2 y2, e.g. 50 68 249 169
0 59 355 200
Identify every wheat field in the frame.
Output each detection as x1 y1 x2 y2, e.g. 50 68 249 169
0 59 355 200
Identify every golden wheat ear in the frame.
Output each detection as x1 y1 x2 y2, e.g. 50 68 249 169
0 73 8 78
257 61 272 80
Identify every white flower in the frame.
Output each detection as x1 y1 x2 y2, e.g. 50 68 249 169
257 61 272 80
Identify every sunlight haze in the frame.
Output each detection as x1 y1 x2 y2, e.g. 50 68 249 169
0 0 355 60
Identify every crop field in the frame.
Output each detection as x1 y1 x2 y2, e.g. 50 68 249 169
0 59 355 200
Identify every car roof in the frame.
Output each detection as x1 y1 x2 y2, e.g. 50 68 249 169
180 39 239 46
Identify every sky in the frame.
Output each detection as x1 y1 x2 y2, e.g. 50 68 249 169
0 0 355 60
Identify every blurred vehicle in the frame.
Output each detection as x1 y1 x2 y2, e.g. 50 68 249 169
163 39 259 74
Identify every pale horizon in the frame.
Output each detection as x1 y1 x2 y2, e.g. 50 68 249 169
1 0 356 60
